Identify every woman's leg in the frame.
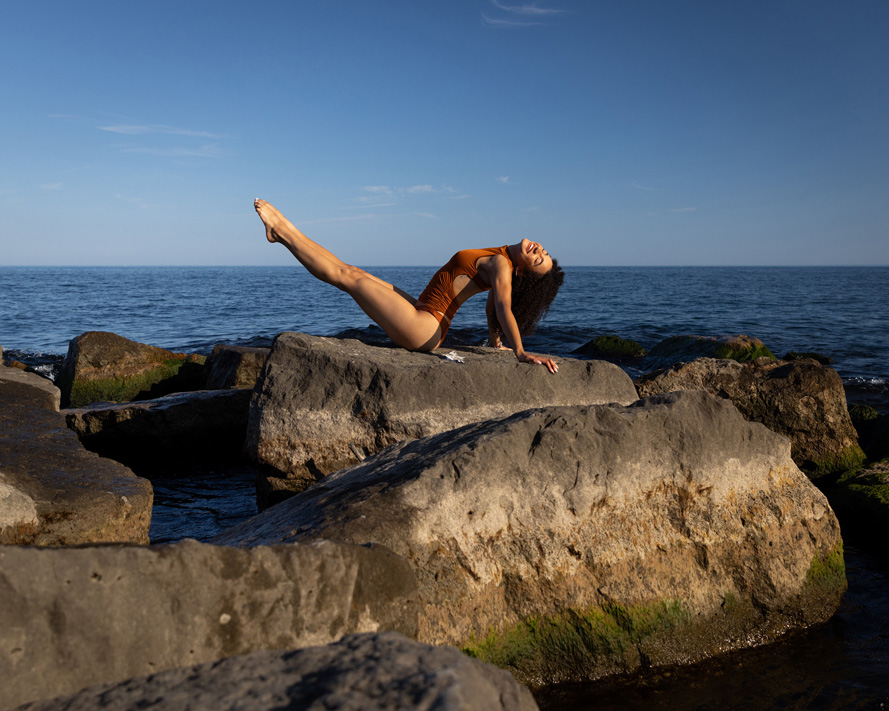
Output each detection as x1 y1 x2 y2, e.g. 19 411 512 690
255 199 442 351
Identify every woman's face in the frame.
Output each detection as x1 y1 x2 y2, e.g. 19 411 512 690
517 238 553 276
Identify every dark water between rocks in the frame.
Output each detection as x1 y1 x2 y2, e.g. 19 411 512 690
3 265 889 707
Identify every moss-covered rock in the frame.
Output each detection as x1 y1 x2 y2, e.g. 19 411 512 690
58 331 206 407
784 351 834 365
572 335 647 361
848 406 889 462
645 334 775 371
827 461 889 555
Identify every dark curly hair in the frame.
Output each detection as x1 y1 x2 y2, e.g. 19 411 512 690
490 259 564 338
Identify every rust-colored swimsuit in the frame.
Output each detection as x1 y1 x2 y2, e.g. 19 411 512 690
416 246 513 347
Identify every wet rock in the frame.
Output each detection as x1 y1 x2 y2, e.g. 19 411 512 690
784 351 834 365
13 632 537 711
848 404 889 462
204 344 270 390
0 362 60 411
645 334 775 371
57 331 206 407
0 539 418 710
63 389 252 470
248 333 638 508
0 365 152 545
635 357 864 478
827 460 889 555
572 334 647 360
216 390 845 686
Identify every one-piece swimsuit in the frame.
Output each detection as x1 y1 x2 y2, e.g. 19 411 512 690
415 245 513 347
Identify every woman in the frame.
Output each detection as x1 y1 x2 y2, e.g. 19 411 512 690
255 199 564 373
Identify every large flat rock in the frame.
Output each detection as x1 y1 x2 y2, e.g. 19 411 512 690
0 366 152 545
0 538 418 710
14 632 538 711
217 390 845 686
247 332 638 500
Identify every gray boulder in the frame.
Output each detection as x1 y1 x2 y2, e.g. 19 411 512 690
63 388 252 469
0 366 152 545
216 390 845 686
13 632 538 711
635 357 864 478
248 332 638 506
0 538 418 710
204 344 269 389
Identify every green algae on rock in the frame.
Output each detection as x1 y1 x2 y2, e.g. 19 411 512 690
58 331 206 407
827 461 889 555
646 334 775 371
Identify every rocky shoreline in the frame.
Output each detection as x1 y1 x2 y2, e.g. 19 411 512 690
1 330 886 709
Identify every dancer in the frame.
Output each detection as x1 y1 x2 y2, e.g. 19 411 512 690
254 199 564 373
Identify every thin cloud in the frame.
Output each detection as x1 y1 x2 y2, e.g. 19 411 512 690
481 14 540 27
497 176 511 184
407 185 434 194
490 0 565 15
41 183 63 190
670 207 697 213
362 185 393 194
346 200 397 209
120 145 222 158
631 182 657 191
414 212 436 219
483 0 566 27
99 124 225 139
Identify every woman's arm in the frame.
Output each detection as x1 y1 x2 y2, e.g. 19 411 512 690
485 291 510 349
488 261 559 373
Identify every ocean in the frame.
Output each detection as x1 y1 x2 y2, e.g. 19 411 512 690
2 264 888 708
2 265 887 406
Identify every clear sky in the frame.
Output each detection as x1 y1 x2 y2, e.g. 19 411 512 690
2 1 887 266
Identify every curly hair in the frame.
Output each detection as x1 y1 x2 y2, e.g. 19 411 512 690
490 259 565 338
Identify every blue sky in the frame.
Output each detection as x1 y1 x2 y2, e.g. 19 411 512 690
2 1 887 266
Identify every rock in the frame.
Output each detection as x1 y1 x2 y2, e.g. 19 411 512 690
827 460 889 555
572 334 647 360
204 344 270 389
784 351 834 365
57 331 206 407
635 358 864 478
247 332 638 507
645 334 775 371
848 404 889 462
13 631 538 711
0 363 61 411
63 389 252 470
0 538 418 710
216 390 845 686
0 365 152 545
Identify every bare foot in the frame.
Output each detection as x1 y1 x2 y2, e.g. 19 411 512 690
254 198 285 244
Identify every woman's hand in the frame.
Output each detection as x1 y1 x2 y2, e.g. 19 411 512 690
517 352 559 373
